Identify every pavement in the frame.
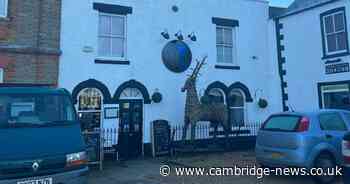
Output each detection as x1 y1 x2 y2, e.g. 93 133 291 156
87 152 343 184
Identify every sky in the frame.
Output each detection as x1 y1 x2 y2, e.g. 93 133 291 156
269 0 295 7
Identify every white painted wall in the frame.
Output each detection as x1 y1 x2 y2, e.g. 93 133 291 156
59 0 282 143
278 0 350 112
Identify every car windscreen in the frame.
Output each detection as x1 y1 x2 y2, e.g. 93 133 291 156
262 115 301 132
0 94 77 128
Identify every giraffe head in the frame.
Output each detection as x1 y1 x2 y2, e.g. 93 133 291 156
181 56 207 92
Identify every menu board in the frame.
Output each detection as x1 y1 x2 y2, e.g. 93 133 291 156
151 120 171 157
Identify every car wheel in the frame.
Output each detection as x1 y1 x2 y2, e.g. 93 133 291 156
312 153 336 184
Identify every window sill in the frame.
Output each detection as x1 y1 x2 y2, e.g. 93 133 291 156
95 59 130 65
215 65 240 70
322 51 350 60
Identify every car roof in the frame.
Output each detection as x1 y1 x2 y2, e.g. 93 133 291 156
0 87 70 95
272 109 350 117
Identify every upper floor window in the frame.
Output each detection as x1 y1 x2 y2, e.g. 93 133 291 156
321 7 349 58
98 13 126 59
0 0 8 18
212 17 239 66
216 26 236 65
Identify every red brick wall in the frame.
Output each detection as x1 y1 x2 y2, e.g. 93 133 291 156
0 0 61 86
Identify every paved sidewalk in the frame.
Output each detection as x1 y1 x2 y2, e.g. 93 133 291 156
87 152 343 184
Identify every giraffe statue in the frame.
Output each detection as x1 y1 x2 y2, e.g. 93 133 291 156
181 56 230 142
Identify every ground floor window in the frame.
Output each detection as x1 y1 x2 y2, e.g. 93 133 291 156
228 89 245 126
320 83 350 110
77 88 103 131
208 88 226 103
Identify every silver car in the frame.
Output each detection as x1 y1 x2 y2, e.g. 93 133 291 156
256 109 350 183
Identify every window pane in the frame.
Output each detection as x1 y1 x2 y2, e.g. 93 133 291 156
111 16 125 36
230 108 244 127
337 32 347 51
224 46 233 63
98 37 110 56
323 92 350 110
327 34 337 53
99 15 111 35
228 90 244 107
217 46 224 63
263 116 300 131
334 13 345 32
111 38 124 57
216 28 224 44
208 88 225 103
319 113 347 131
223 28 233 45
324 15 334 34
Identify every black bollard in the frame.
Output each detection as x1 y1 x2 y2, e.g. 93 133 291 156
343 132 350 184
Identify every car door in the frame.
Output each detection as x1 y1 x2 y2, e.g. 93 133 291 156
319 112 349 163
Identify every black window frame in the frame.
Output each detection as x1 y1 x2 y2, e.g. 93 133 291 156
320 7 350 59
317 80 350 109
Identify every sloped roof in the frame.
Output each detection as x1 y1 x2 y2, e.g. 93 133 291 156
277 0 340 18
269 6 287 19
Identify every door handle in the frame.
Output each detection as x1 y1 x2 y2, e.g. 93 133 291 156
325 134 333 139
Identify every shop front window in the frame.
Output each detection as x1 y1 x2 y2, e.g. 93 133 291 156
77 88 103 131
321 83 350 110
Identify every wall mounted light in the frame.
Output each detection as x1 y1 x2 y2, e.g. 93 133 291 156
161 30 170 40
175 31 184 41
188 32 197 42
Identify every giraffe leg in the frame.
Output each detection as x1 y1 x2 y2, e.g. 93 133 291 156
190 122 197 142
182 119 189 141
223 123 231 150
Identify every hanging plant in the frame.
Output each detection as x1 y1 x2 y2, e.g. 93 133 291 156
152 92 163 103
258 98 268 109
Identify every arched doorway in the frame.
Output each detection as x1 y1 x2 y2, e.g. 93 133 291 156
77 88 103 132
117 87 146 159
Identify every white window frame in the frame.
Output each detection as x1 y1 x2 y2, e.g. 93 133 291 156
0 0 8 18
216 25 238 66
97 13 127 61
229 89 246 124
322 11 347 56
321 84 350 108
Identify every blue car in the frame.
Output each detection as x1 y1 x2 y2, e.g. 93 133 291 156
0 87 88 184
256 110 350 184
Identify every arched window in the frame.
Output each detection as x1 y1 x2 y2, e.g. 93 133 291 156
78 88 102 111
77 88 103 131
228 89 245 126
120 88 143 100
208 88 226 104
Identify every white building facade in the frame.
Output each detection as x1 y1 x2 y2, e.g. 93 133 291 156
273 0 350 112
59 0 282 156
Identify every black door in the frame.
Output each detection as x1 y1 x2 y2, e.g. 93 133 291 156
118 100 143 159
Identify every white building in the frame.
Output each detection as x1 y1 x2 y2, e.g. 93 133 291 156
272 0 350 112
59 0 282 156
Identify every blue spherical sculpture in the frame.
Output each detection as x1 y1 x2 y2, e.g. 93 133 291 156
162 40 192 73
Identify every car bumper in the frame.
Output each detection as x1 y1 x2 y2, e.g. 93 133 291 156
0 167 88 184
256 145 310 168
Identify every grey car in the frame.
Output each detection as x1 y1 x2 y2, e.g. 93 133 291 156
256 109 350 183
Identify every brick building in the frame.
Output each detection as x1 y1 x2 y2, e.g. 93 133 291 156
0 0 61 85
